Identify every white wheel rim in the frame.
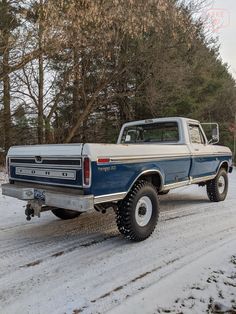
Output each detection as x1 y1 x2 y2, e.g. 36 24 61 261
135 196 153 227
218 175 225 194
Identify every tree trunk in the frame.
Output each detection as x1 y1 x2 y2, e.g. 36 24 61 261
72 48 80 124
38 52 44 143
3 38 11 152
37 0 44 144
118 36 133 126
44 117 54 143
65 98 95 143
71 48 84 142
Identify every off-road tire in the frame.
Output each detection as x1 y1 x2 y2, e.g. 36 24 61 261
207 168 228 202
116 180 159 241
51 208 82 220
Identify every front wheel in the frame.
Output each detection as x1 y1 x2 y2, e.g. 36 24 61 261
51 208 82 220
116 180 159 241
207 168 228 202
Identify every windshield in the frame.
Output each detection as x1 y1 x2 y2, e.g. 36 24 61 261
121 122 179 144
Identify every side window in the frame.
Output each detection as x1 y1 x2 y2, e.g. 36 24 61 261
189 124 205 144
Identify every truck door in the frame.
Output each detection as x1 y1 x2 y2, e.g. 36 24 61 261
188 123 216 179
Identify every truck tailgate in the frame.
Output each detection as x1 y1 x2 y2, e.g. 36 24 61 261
8 144 84 188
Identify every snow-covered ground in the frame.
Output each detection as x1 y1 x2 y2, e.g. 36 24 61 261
0 172 236 314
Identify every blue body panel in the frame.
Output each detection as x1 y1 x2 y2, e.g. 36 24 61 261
190 155 231 179
85 157 189 196
84 154 231 197
10 154 232 198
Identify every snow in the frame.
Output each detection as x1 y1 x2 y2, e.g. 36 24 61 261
0 171 236 314
0 169 7 184
110 238 236 314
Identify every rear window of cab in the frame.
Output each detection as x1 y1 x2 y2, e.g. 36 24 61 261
121 122 179 144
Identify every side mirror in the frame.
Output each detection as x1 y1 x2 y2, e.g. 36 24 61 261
125 134 131 142
211 127 219 142
209 125 219 144
201 123 219 145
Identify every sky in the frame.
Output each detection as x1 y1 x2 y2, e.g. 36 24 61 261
206 0 236 78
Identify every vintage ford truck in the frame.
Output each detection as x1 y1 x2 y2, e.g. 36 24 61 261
2 117 233 241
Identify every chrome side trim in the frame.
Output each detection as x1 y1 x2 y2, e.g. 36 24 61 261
94 192 126 204
163 174 217 190
163 180 190 190
97 153 232 165
191 175 216 184
109 155 190 164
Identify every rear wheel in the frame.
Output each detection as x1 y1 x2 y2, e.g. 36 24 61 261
51 208 82 220
116 180 159 241
207 168 228 202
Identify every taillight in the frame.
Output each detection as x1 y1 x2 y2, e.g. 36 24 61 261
83 157 90 186
97 158 110 164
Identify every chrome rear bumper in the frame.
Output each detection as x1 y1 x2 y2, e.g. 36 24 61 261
1 183 94 212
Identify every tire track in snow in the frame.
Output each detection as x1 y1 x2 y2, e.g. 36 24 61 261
2 206 235 314
79 229 236 314
0 209 201 275
19 234 118 269
0 176 236 314
0 208 199 273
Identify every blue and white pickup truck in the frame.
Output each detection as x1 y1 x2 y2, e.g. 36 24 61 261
2 117 233 241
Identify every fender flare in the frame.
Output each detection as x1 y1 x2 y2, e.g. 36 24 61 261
127 169 165 193
217 160 230 174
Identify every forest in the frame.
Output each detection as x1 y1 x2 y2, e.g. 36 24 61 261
0 0 236 163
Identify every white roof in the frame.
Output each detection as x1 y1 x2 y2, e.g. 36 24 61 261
122 117 199 127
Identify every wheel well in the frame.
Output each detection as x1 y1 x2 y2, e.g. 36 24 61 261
138 172 163 191
220 162 229 172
